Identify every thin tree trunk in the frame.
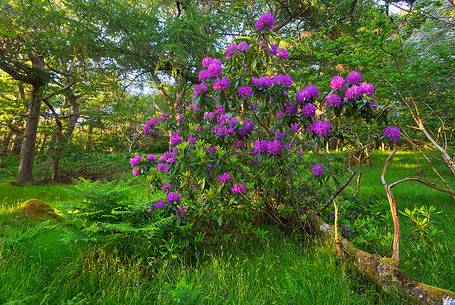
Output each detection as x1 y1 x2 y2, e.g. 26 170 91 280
11 134 22 155
65 90 79 143
16 85 41 184
0 130 13 167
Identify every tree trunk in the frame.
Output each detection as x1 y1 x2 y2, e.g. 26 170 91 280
309 213 455 305
65 90 79 143
1 130 13 156
51 121 63 182
16 85 41 184
11 134 22 155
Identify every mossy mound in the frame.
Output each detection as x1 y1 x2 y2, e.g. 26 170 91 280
17 199 60 220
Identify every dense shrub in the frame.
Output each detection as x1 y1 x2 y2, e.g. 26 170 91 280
130 13 391 235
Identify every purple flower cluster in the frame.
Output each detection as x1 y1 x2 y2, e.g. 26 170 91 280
253 139 283 156
255 13 275 31
160 148 178 164
225 41 249 58
157 163 169 173
193 83 208 98
277 48 289 59
252 76 274 89
345 85 361 101
152 199 164 209
162 183 172 192
147 154 157 162
347 71 362 85
213 77 230 91
383 126 401 142
311 164 324 177
166 192 180 204
176 206 187 217
326 94 342 107
143 113 169 135
301 103 316 118
296 84 318 102
217 172 232 184
130 155 142 167
237 119 254 137
273 74 293 87
231 183 247 194
359 82 374 97
330 76 346 90
170 131 182 146
308 120 332 137
206 145 217 154
198 57 223 82
284 103 298 116
132 168 140 176
291 123 299 132
188 135 197 144
238 85 253 99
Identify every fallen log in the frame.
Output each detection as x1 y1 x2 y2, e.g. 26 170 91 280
309 213 455 305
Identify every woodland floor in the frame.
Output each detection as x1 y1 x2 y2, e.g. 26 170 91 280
0 151 453 305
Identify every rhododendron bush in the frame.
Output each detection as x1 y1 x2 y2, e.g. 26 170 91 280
132 13 392 232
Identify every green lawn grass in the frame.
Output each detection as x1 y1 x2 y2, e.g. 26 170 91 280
0 151 453 305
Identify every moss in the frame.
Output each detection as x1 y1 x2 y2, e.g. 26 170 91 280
17 199 59 220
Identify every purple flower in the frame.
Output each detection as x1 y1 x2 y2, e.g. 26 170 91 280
326 93 342 107
198 70 211 82
176 206 187 218
277 48 289 59
207 59 222 77
301 103 316 118
157 163 169 173
269 43 278 55
273 74 293 87
161 113 170 120
383 126 401 143
252 76 274 89
347 71 362 85
284 103 298 116
238 85 253 99
291 123 299 132
276 111 286 119
238 119 254 136
359 82 374 97
193 83 208 98
188 135 197 144
369 101 379 109
217 172 232 184
296 84 318 102
130 155 142 167
201 56 213 68
225 43 238 58
147 154 157 162
206 145 217 154
204 111 216 120
345 85 361 101
215 105 225 114
255 13 275 31
213 77 230 91
234 140 244 148
160 150 177 164
166 192 180 204
132 168 140 176
153 199 164 209
170 131 182 146
311 163 324 177
267 139 283 155
238 41 250 52
308 120 332 137
330 76 346 90
162 183 172 192
231 183 247 194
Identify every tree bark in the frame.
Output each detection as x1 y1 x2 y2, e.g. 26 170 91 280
65 90 79 143
16 85 41 184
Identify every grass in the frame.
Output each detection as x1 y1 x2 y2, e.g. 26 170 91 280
0 151 454 304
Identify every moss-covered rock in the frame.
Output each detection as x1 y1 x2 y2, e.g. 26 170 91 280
17 199 59 220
